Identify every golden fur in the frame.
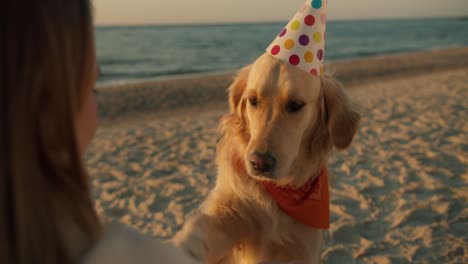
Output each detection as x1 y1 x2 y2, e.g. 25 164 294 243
172 53 361 264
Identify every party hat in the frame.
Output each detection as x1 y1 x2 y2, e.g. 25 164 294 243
266 0 327 76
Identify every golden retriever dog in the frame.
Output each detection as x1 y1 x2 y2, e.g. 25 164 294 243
172 52 361 264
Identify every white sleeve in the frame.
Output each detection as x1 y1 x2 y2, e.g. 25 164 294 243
81 224 200 264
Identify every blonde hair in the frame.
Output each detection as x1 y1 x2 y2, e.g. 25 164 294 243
0 1 101 263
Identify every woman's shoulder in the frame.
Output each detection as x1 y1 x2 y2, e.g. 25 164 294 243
81 223 199 264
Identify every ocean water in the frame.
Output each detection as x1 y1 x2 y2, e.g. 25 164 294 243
95 18 468 84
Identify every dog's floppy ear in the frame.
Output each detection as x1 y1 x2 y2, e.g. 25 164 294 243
322 77 361 150
220 65 252 134
228 65 251 113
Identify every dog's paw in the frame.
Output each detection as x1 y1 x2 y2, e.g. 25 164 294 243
172 235 207 261
172 212 234 263
172 224 207 261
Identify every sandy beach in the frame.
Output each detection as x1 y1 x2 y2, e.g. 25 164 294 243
87 48 468 263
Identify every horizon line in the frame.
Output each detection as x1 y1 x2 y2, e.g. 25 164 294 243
94 15 467 28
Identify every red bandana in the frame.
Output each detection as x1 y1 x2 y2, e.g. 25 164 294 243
229 151 330 229
262 169 330 229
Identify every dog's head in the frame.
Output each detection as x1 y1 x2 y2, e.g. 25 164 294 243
223 53 360 186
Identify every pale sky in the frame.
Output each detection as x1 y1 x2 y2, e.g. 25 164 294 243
93 0 468 25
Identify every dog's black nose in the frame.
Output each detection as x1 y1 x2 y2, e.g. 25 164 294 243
250 152 276 174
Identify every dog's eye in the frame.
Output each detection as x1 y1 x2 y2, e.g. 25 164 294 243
286 100 305 113
249 97 258 107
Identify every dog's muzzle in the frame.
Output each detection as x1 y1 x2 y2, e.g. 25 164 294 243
249 152 276 176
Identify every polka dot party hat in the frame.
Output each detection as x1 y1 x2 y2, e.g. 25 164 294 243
266 0 327 76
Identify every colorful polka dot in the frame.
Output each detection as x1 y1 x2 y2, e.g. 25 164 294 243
312 0 322 9
291 20 301 31
284 39 295 50
320 14 327 25
289 55 300 65
279 28 287 38
299 35 310 46
317 49 324 60
271 45 281 55
304 51 314 63
313 32 322 43
304 15 315 26
267 0 327 76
